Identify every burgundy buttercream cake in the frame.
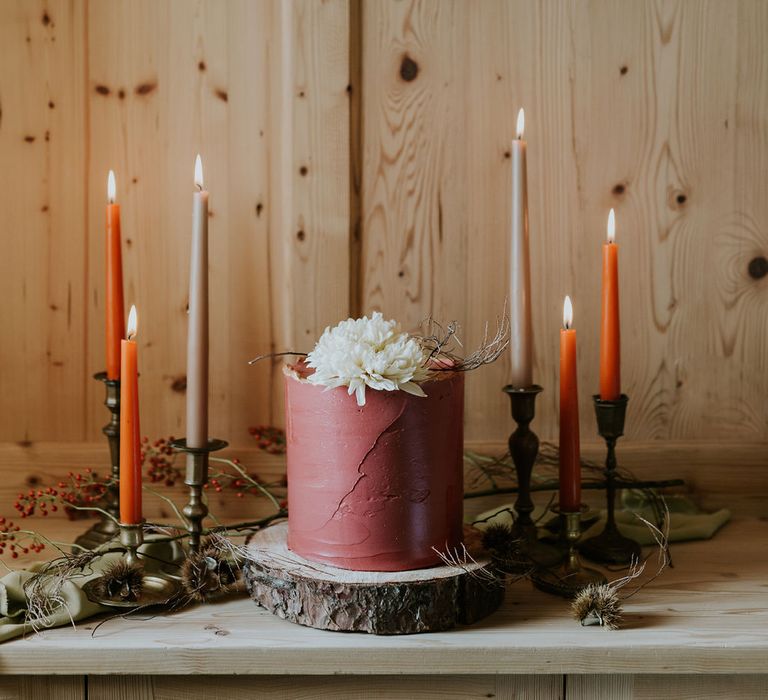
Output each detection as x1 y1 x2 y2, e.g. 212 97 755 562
285 363 464 571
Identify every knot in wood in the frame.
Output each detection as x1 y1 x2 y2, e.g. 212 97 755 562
748 256 768 280
399 54 419 82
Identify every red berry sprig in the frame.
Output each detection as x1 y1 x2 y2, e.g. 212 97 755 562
205 458 266 499
248 426 286 455
0 517 45 558
141 436 183 486
14 468 108 521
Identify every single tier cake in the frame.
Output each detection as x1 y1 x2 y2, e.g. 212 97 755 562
284 349 465 572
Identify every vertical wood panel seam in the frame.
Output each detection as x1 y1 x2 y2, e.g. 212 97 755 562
348 0 363 318
82 0 91 441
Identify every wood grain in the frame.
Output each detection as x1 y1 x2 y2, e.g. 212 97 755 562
243 522 503 634
89 675 560 700
0 0 352 450
84 0 276 445
0 2 766 486
360 0 469 333
0 0 87 442
267 0 353 423
567 674 768 700
0 439 761 525
0 677 83 700
0 517 766 676
360 0 768 444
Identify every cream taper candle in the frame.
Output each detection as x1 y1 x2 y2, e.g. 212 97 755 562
509 108 533 387
187 154 209 448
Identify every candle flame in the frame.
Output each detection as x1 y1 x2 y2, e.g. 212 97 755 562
607 208 616 243
516 108 525 139
107 170 116 204
563 296 573 330
194 154 204 190
127 305 138 340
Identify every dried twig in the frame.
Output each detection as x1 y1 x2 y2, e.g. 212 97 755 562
415 314 510 374
431 542 503 586
572 501 671 629
23 550 102 631
248 351 308 366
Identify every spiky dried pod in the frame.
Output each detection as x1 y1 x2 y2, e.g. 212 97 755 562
481 523 515 557
479 522 531 573
91 560 144 603
181 545 239 602
572 583 623 630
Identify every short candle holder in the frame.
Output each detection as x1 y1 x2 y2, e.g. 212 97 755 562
502 385 562 570
580 394 642 565
170 438 228 552
82 522 181 609
119 521 144 569
531 506 606 598
74 372 121 550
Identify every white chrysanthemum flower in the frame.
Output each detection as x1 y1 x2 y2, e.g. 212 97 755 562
306 312 430 406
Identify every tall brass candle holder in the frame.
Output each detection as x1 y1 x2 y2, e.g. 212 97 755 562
580 394 642 565
83 521 181 608
170 438 228 552
74 372 121 550
532 506 606 598
502 385 562 570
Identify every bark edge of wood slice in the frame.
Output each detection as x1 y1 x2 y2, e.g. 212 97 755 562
243 522 504 635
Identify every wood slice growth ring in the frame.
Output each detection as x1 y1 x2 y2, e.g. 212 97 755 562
243 522 504 635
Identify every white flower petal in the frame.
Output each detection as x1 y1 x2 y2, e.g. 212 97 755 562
304 314 429 402
399 381 427 398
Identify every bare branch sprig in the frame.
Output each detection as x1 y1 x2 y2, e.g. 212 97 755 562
248 351 308 366
572 501 671 629
415 313 510 374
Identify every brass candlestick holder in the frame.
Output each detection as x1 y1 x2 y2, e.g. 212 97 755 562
74 372 121 550
532 506 606 598
119 521 144 568
170 438 228 552
502 385 562 570
580 394 642 565
82 522 181 608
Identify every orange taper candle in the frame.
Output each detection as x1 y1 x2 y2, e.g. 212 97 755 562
559 296 581 511
106 171 125 380
600 208 620 400
119 306 142 524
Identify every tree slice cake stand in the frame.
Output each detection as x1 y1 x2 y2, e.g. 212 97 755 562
243 522 504 635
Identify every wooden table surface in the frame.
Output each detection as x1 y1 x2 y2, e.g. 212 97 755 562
0 516 764 677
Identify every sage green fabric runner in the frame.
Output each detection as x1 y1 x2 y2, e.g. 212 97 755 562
472 491 731 545
0 538 183 643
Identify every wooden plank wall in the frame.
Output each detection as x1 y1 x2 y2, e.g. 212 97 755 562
0 0 353 449
0 1 766 463
360 0 768 445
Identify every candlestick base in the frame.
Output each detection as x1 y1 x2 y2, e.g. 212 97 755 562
83 574 181 610
532 507 606 599
579 522 641 565
580 395 642 566
119 522 144 569
502 385 563 571
74 372 121 551
170 438 228 552
82 522 181 609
